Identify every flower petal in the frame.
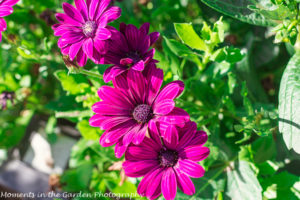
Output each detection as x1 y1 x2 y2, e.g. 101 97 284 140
189 130 208 146
137 167 162 198
132 124 147 145
155 80 184 104
178 159 205 178
127 69 146 104
161 168 177 200
97 85 133 108
158 107 190 126
55 13 82 26
62 2 85 23
175 170 195 195
103 65 127 83
150 32 160 46
74 0 88 20
0 18 7 32
91 101 131 115
179 146 210 162
146 66 163 105
131 60 145 71
88 0 99 20
1 0 19 6
95 0 111 20
95 27 111 40
69 41 83 61
125 145 158 161
125 24 139 50
0 6 13 17
82 38 94 59
76 48 87 66
153 99 175 115
100 6 121 24
123 160 158 178
162 125 178 150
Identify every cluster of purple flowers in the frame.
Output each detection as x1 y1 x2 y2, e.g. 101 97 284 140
53 0 210 199
0 0 19 41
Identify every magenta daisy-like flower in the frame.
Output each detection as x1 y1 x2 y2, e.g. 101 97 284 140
123 121 210 200
101 22 160 82
0 0 19 42
52 0 121 66
89 66 189 158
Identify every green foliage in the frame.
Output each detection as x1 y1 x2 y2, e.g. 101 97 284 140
0 0 299 199
226 161 262 200
279 52 300 153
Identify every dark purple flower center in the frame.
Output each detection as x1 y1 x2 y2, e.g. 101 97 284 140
159 149 178 167
82 21 97 37
132 104 152 123
127 51 141 63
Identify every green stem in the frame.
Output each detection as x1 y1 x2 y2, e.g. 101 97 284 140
189 166 226 200
79 68 103 79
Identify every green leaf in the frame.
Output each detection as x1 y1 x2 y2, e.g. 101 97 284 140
61 162 93 192
200 0 278 26
278 52 300 154
226 160 262 200
54 70 90 95
77 120 102 141
174 23 206 51
163 36 202 66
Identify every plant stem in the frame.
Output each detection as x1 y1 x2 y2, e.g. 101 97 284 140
79 68 103 79
189 166 226 200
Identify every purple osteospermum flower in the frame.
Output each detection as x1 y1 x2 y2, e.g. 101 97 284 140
89 65 189 158
101 22 160 82
52 0 121 66
123 121 210 200
0 0 19 42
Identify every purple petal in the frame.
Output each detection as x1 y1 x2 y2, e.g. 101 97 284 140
177 121 197 148
127 69 146 103
175 170 195 195
69 41 83 61
179 146 210 162
146 168 164 198
88 0 99 20
100 6 121 24
115 140 128 158
123 160 158 178
139 23 150 34
120 58 133 66
153 99 175 115
82 38 94 59
131 60 145 71
155 80 185 104
189 130 208 146
125 24 139 50
103 65 127 83
125 145 158 161
1 0 19 6
89 114 130 129
95 27 111 40
178 159 205 178
0 6 13 17
62 2 85 23
0 18 7 32
146 66 163 105
161 168 177 200
95 0 111 20
150 32 160 46
122 124 141 146
91 101 131 115
132 124 147 145
162 125 178 150
137 167 162 198
148 120 163 148
74 0 88 20
158 107 190 126
76 48 87 66
97 86 134 108
55 13 82 27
